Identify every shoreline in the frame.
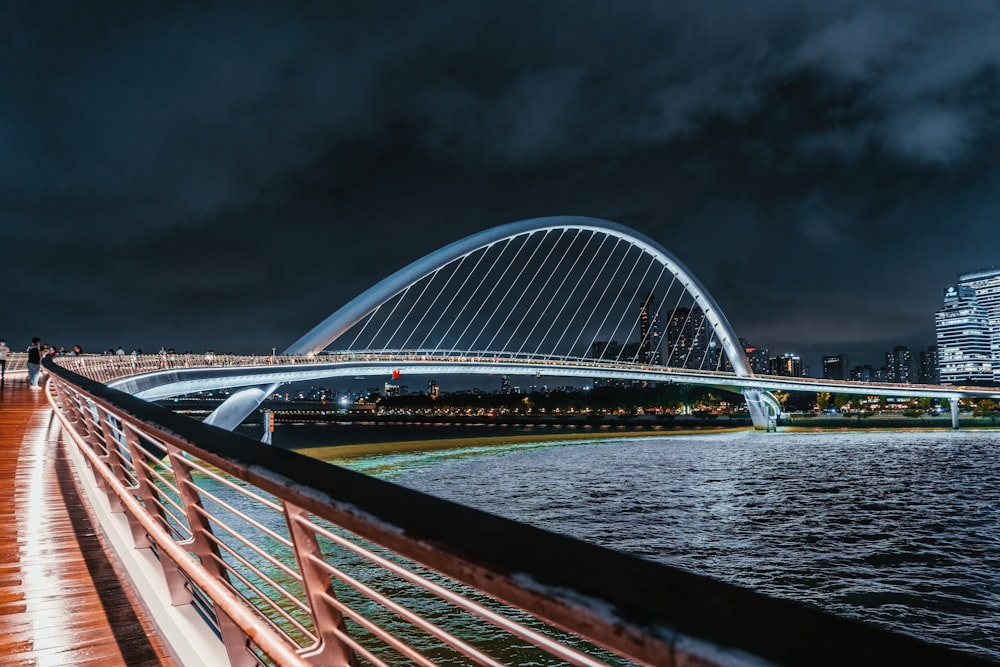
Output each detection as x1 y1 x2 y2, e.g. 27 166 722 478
273 417 1000 462
292 425 750 461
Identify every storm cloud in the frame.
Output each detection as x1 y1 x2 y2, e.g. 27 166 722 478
1 0 998 369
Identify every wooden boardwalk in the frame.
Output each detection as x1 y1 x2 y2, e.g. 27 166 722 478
0 378 177 666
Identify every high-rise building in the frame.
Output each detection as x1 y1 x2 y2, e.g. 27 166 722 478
918 346 938 384
665 306 711 369
957 267 1000 381
769 353 803 377
821 354 850 381
850 364 877 382
936 285 993 384
885 346 915 384
638 291 661 365
741 338 770 374
590 340 623 361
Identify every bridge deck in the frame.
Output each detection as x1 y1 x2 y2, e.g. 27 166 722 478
0 378 176 666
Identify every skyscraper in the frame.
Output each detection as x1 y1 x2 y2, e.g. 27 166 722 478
957 267 1000 381
769 353 803 377
936 285 993 384
821 354 850 381
665 306 711 368
918 346 938 384
885 346 915 384
741 338 770 374
638 290 661 365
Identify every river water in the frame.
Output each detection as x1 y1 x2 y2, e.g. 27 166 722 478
321 429 1000 661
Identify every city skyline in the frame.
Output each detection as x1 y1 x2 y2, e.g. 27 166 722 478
2 2 999 369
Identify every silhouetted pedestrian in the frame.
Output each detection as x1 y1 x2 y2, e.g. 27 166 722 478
27 337 42 388
0 339 9 381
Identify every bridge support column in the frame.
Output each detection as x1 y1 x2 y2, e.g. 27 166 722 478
262 409 273 445
951 398 960 429
743 389 779 431
205 382 282 432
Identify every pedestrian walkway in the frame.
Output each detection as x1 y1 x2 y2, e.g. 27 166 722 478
0 379 177 666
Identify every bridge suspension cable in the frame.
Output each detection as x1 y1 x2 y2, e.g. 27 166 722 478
295 218 746 375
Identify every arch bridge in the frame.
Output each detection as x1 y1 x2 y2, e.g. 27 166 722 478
101 216 997 430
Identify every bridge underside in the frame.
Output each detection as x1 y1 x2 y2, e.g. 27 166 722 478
107 360 832 433
102 355 998 435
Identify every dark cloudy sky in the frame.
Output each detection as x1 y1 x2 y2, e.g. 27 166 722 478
2 1 999 370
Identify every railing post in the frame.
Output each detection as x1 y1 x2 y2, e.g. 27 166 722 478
170 448 260 667
284 504 358 666
109 423 151 547
120 427 198 607
65 395 128 513
53 386 102 452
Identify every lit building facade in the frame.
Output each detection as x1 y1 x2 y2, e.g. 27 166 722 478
741 339 770 375
918 346 938 384
769 353 804 377
885 346 915 384
850 364 878 382
821 354 850 381
936 285 993 384
957 266 1000 381
638 291 662 365
665 306 712 369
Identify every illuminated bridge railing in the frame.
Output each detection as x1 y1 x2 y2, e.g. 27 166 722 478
54 351 745 386
54 351 990 400
52 352 312 383
42 358 990 667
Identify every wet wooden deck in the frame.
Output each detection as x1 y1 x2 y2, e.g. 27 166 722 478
0 378 177 666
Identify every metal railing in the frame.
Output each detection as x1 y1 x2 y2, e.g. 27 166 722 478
53 350 742 386
42 357 991 667
3 351 28 376
54 351 1000 402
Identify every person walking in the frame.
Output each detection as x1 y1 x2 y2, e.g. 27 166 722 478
26 337 42 389
0 339 9 381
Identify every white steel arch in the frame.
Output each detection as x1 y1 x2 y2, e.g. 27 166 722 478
285 216 754 377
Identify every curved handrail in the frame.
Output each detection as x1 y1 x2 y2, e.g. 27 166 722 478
42 357 992 667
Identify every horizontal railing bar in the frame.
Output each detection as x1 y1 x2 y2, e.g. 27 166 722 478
191 502 303 587
181 456 286 514
305 517 613 667
148 498 192 543
327 620 392 667
205 550 317 644
318 558 507 667
185 481 294 552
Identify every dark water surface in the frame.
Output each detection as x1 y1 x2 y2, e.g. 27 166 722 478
323 429 1000 661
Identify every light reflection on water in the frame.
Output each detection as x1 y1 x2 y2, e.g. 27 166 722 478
326 429 1000 661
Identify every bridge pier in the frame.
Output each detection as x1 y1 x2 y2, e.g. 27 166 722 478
205 383 281 432
743 389 779 431
262 409 273 444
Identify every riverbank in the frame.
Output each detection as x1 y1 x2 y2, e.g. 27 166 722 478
781 415 1000 430
250 414 1000 461
271 421 749 461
